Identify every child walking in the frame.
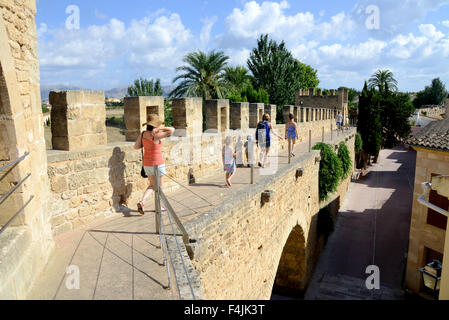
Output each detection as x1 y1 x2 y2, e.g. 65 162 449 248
285 113 299 157
223 137 236 187
244 135 256 168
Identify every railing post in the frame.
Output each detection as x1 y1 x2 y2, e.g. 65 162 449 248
250 164 254 185
154 164 161 234
309 130 312 153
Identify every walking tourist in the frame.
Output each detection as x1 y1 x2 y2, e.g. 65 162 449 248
337 112 343 131
244 135 256 168
134 115 175 215
223 136 236 187
285 113 299 157
256 114 284 168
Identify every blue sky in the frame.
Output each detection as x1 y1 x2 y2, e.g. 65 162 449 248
36 0 449 93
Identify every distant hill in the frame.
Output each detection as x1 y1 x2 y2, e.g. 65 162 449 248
40 85 84 101
41 85 176 101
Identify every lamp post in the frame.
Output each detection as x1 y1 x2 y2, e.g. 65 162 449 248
419 260 442 298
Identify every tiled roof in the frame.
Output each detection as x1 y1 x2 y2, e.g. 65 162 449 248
407 118 449 151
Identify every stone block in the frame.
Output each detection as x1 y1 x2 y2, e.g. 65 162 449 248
172 98 203 137
49 90 107 151
249 103 264 128
205 100 230 132
124 96 165 141
230 102 249 130
50 175 68 193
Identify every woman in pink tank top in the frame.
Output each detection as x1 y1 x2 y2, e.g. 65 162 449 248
134 114 175 215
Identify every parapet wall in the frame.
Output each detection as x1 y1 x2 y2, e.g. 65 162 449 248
184 129 356 299
418 106 446 119
46 114 338 235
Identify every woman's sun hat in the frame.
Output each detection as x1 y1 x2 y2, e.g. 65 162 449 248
142 114 163 128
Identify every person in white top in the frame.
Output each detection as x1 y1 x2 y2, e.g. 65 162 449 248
337 112 343 131
222 136 236 187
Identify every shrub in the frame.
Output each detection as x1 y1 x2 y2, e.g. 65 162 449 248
338 142 353 180
355 133 363 154
106 116 126 129
313 143 343 201
42 104 50 114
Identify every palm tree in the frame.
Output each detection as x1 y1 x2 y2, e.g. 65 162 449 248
170 50 229 100
223 66 252 91
127 78 163 97
368 69 398 94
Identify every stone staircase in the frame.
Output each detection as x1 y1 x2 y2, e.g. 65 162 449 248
306 273 404 300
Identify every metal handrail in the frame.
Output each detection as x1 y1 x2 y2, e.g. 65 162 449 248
0 173 31 205
159 191 190 245
154 165 196 300
0 152 32 236
0 152 29 173
0 196 34 236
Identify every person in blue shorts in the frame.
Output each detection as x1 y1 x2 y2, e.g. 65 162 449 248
256 114 283 168
285 113 299 157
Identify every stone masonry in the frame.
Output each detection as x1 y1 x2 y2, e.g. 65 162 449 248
205 99 230 133
0 0 54 299
50 90 107 151
172 97 203 137
230 102 249 131
184 130 356 299
124 96 165 142
249 103 264 128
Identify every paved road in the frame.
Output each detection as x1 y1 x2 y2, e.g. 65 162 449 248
305 145 416 300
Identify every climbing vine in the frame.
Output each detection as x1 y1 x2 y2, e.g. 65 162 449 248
338 142 353 180
312 143 343 201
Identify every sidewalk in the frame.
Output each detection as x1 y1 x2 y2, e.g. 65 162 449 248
305 145 416 300
28 128 352 300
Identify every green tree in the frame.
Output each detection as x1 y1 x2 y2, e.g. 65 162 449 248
247 34 319 122
170 50 229 100
380 91 414 148
338 142 353 180
413 78 448 108
357 82 382 161
223 66 252 91
368 69 398 94
127 78 163 97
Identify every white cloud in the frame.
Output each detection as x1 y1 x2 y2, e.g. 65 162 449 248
94 9 108 20
38 12 195 86
443 20 449 27
200 16 218 49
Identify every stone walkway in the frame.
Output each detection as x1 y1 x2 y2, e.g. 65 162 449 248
305 146 416 300
28 128 352 300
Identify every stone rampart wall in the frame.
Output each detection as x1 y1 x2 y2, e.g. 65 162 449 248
182 129 356 300
46 118 338 236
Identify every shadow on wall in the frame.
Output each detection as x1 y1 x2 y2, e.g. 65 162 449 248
108 147 134 216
